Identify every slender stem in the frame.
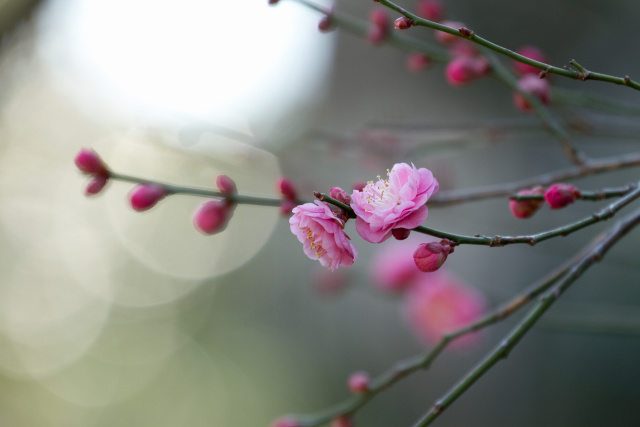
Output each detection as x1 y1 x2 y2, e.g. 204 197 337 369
413 206 640 426
484 50 587 165
511 184 637 201
110 172 286 207
430 151 640 206
291 0 449 61
376 0 640 91
288 222 606 427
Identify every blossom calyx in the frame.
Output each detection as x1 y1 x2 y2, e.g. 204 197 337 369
129 184 168 212
545 183 580 209
413 239 455 273
509 186 546 219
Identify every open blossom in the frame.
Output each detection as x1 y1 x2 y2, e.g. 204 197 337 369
351 163 439 243
404 272 486 348
289 201 357 271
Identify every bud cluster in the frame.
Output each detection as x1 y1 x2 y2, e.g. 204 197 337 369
509 183 581 218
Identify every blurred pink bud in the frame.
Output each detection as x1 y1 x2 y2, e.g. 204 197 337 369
367 8 390 44
404 272 486 348
75 148 108 176
331 415 353 427
347 371 371 394
513 45 547 75
129 184 168 212
280 198 297 216
193 200 232 235
392 228 411 240
394 16 414 30
352 181 367 192
318 15 333 32
370 240 421 293
416 0 444 22
445 56 490 86
406 52 431 72
509 186 546 219
544 183 579 209
277 177 298 200
85 175 109 196
216 175 236 196
312 267 348 296
330 187 351 206
513 74 551 112
435 21 463 45
414 240 454 273
270 416 302 427
268 0 279 5
448 39 478 57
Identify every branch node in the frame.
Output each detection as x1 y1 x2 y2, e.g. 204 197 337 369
458 26 474 37
433 402 444 414
528 237 536 246
624 75 631 85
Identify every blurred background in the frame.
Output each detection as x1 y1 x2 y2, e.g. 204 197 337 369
1 0 640 426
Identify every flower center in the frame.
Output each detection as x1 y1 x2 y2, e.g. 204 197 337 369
303 227 327 258
363 171 401 212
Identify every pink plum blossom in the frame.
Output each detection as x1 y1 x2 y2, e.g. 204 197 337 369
404 272 486 348
347 371 371 394
351 163 439 243
289 201 357 271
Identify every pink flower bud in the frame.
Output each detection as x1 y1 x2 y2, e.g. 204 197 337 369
216 175 236 196
416 0 444 22
270 416 302 427
318 15 333 32
413 240 454 273
331 415 353 427
544 183 580 209
352 181 367 192
277 177 297 200
445 55 489 87
330 187 351 206
406 52 431 72
193 200 232 235
74 148 108 176
129 184 168 212
392 228 411 240
367 8 390 44
435 21 463 45
509 186 545 219
394 16 414 30
347 371 371 394
513 45 547 76
448 39 478 57
85 175 109 196
513 74 551 112
268 0 279 5
280 199 297 216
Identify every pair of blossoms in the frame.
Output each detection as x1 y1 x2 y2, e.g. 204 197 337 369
290 163 448 272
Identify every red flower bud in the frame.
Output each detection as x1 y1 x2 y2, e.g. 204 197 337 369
445 55 490 87
544 183 580 209
85 175 109 196
394 16 414 30
414 240 454 272
216 174 236 196
347 371 371 394
129 184 168 212
331 415 353 427
392 228 411 240
276 177 297 200
513 74 551 112
416 0 444 22
330 187 351 206
193 200 232 234
74 148 108 176
279 199 297 216
513 45 547 76
367 8 390 44
509 186 545 219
